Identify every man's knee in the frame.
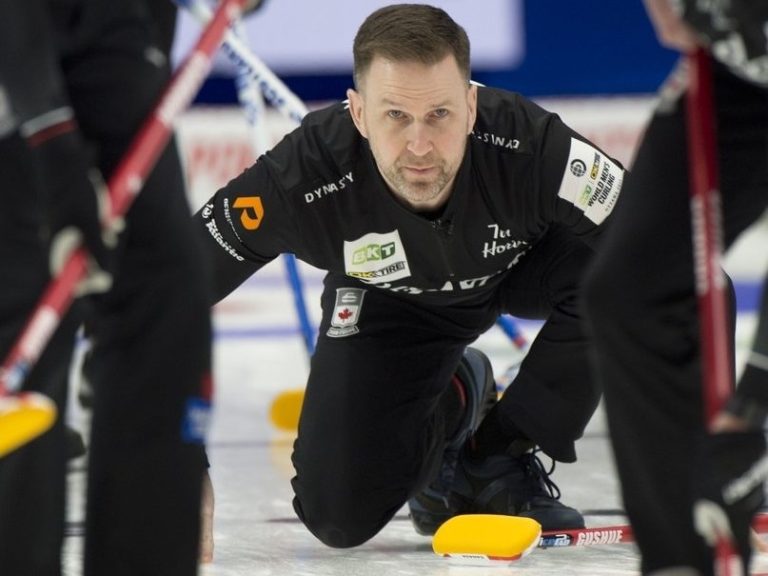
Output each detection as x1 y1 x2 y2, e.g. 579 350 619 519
291 490 388 548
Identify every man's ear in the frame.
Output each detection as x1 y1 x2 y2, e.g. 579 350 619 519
347 88 368 139
466 83 478 135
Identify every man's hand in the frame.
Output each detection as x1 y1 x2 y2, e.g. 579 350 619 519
23 111 120 293
693 431 767 568
643 0 700 52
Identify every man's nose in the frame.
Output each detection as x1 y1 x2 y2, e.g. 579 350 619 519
405 122 433 156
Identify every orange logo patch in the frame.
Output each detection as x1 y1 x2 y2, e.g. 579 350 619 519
232 196 264 230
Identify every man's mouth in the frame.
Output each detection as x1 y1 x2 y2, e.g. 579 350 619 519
404 166 435 175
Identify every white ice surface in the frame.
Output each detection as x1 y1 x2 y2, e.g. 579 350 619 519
62 218 768 575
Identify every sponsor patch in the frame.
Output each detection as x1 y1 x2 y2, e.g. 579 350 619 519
557 138 623 225
343 230 411 284
327 287 366 338
232 196 264 230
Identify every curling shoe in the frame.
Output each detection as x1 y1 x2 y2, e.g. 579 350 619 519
408 347 497 535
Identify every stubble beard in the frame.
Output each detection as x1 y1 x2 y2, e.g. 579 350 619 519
383 157 455 209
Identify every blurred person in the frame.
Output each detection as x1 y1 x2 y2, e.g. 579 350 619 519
0 0 213 574
195 3 627 548
583 1 768 574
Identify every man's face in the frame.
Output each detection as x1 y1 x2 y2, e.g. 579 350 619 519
348 54 477 212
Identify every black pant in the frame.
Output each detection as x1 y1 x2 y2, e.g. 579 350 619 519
0 2 212 575
0 133 79 576
291 227 599 548
583 58 768 575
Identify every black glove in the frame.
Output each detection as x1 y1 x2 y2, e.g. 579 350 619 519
693 431 767 571
24 113 118 293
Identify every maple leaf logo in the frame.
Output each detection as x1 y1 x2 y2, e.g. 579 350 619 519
337 308 353 321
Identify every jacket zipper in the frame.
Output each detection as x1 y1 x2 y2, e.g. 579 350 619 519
431 218 456 278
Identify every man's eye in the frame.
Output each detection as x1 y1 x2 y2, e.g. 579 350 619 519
433 108 449 118
387 110 404 119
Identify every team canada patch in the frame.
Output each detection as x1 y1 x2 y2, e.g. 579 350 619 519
557 137 624 225
327 287 366 338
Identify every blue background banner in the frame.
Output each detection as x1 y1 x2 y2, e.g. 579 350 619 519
182 1 681 104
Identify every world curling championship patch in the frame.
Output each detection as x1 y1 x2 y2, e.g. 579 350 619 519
327 287 366 338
